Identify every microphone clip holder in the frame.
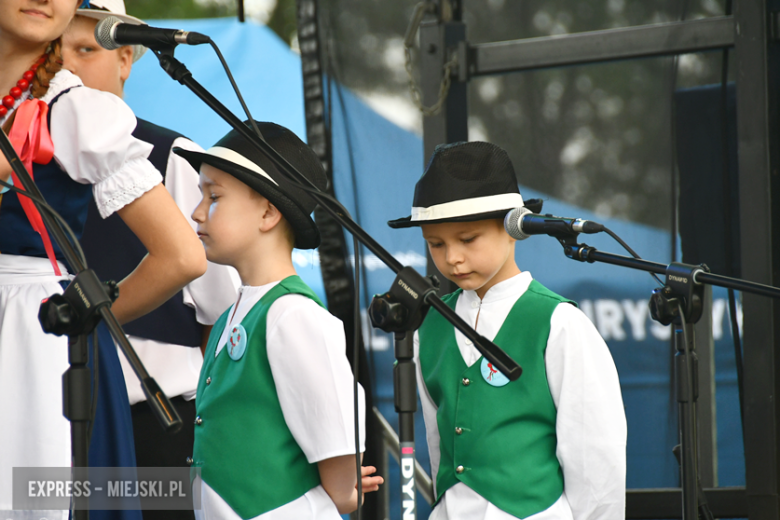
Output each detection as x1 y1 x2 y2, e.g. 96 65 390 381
154 48 189 82
39 270 118 337
649 263 709 326
368 266 440 334
557 233 589 259
558 236 709 325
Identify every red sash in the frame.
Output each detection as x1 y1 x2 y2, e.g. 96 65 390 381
7 99 60 275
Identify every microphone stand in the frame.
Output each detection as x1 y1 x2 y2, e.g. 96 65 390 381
368 267 442 519
0 128 181 519
151 46 523 520
556 234 780 520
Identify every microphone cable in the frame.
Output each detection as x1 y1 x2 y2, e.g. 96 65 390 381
162 28 362 234
205 40 263 140
600 225 664 287
352 234 363 519
149 35 264 141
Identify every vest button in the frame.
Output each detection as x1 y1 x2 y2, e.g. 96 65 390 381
206 377 212 385
186 457 193 466
462 378 470 386
194 416 203 426
455 427 463 435
456 465 465 474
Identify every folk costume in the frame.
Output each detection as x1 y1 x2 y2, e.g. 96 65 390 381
174 123 365 520
0 69 162 518
389 142 627 520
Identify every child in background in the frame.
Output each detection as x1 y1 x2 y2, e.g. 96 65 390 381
174 121 383 519
388 141 627 520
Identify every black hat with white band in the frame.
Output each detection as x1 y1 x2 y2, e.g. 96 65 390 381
388 141 540 228
174 121 327 250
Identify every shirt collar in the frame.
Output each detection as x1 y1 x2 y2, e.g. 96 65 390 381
237 279 280 301
216 280 281 357
461 271 534 304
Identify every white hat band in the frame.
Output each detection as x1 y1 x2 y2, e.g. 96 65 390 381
411 193 525 222
204 146 280 186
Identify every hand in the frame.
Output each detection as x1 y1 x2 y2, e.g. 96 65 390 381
343 466 384 514
358 465 384 494
319 455 385 514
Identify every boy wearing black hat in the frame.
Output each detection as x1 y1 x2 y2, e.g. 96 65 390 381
174 122 382 520
389 142 626 520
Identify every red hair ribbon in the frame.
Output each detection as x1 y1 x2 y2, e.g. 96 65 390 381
8 98 61 276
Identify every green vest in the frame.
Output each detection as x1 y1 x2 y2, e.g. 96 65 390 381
418 280 573 519
191 276 323 519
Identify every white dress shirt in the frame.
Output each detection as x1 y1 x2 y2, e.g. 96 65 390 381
416 272 627 520
195 281 366 520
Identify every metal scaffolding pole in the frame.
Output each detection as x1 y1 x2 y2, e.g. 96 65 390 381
734 1 780 518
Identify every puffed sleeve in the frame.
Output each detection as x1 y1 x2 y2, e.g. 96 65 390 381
48 85 162 218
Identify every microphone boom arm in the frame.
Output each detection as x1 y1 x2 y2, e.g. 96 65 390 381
560 237 780 299
152 50 523 381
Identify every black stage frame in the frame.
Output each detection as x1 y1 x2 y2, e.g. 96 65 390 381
419 0 780 518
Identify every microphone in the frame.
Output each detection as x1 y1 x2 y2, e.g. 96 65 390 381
94 16 210 52
504 207 604 240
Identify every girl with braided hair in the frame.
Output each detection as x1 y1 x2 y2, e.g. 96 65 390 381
0 1 207 518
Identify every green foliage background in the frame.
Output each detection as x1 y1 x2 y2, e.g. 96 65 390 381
125 0 234 20
125 0 297 45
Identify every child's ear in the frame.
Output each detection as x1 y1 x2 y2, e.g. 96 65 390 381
118 46 134 84
258 201 283 232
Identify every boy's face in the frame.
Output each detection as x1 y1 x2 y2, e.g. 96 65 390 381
61 15 133 98
191 164 270 268
422 219 519 299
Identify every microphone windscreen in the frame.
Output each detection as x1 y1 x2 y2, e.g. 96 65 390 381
504 207 532 241
94 16 123 51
